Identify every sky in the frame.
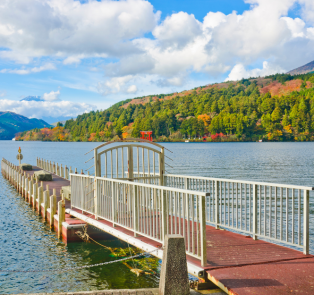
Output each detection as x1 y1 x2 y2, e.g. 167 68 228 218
0 0 314 123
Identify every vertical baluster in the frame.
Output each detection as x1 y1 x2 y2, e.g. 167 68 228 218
110 150 113 178
269 186 272 238
192 195 195 255
292 188 295 244
116 149 119 178
195 195 199 257
105 152 107 178
264 185 266 236
187 194 190 253
303 189 309 254
259 185 261 234
298 189 301 245
275 187 277 239
286 188 289 242
280 187 283 241
249 184 251 232
142 148 145 179
236 183 238 229
153 152 156 185
174 191 178 234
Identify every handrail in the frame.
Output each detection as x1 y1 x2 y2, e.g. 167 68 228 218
165 173 314 191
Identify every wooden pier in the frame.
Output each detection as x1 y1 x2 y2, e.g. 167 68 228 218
1 139 314 295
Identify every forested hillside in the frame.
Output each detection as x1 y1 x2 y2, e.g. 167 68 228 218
17 72 314 142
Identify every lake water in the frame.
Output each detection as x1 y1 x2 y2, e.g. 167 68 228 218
1 141 314 293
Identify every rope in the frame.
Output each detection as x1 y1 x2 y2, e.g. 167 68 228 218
0 248 160 273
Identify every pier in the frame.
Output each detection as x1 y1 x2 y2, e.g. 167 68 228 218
1 139 314 294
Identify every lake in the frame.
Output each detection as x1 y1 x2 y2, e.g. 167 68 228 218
1 141 313 293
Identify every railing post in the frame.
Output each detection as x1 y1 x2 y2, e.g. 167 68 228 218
184 178 189 190
253 184 258 240
215 180 219 229
94 177 98 220
133 185 138 237
200 194 207 267
112 182 116 227
303 189 309 255
161 189 168 241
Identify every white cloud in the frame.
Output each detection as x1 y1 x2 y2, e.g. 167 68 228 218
0 63 56 75
127 85 138 94
1 0 314 97
0 91 6 97
0 98 95 120
63 56 82 65
0 0 159 63
98 75 136 95
42 90 60 101
152 12 202 49
225 61 285 81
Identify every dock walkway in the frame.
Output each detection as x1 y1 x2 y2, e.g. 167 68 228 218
3 161 314 295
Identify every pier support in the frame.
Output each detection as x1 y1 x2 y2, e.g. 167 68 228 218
159 235 189 295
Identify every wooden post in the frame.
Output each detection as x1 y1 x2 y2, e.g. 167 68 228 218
65 165 68 179
43 190 49 220
29 179 33 204
50 192 57 229
61 164 64 178
33 182 38 209
58 200 65 239
38 186 43 214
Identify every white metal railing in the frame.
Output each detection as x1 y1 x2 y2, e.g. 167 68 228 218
165 174 312 254
71 173 208 266
71 174 95 215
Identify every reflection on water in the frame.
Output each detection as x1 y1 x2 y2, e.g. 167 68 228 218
0 141 314 293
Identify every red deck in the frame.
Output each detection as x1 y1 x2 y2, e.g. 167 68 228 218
22 167 314 294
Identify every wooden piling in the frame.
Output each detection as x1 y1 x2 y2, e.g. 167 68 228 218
50 189 57 229
43 190 49 220
38 186 43 214
58 200 65 239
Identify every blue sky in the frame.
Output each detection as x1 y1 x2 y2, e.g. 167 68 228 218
0 0 314 123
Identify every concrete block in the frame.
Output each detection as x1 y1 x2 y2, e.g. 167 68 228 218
34 170 53 181
20 163 32 171
159 235 189 295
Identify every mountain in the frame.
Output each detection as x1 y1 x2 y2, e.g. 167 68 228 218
20 95 44 102
0 111 51 140
287 60 314 75
16 72 314 142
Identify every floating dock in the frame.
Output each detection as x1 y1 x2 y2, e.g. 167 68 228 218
2 139 314 295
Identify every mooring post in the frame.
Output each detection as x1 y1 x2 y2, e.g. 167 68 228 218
33 182 38 209
50 189 57 229
43 190 49 220
29 178 33 204
65 165 68 179
58 200 65 239
61 164 64 178
159 235 190 295
38 186 43 214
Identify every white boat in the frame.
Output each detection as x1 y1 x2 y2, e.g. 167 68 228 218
12 138 15 141
185 140 189 142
